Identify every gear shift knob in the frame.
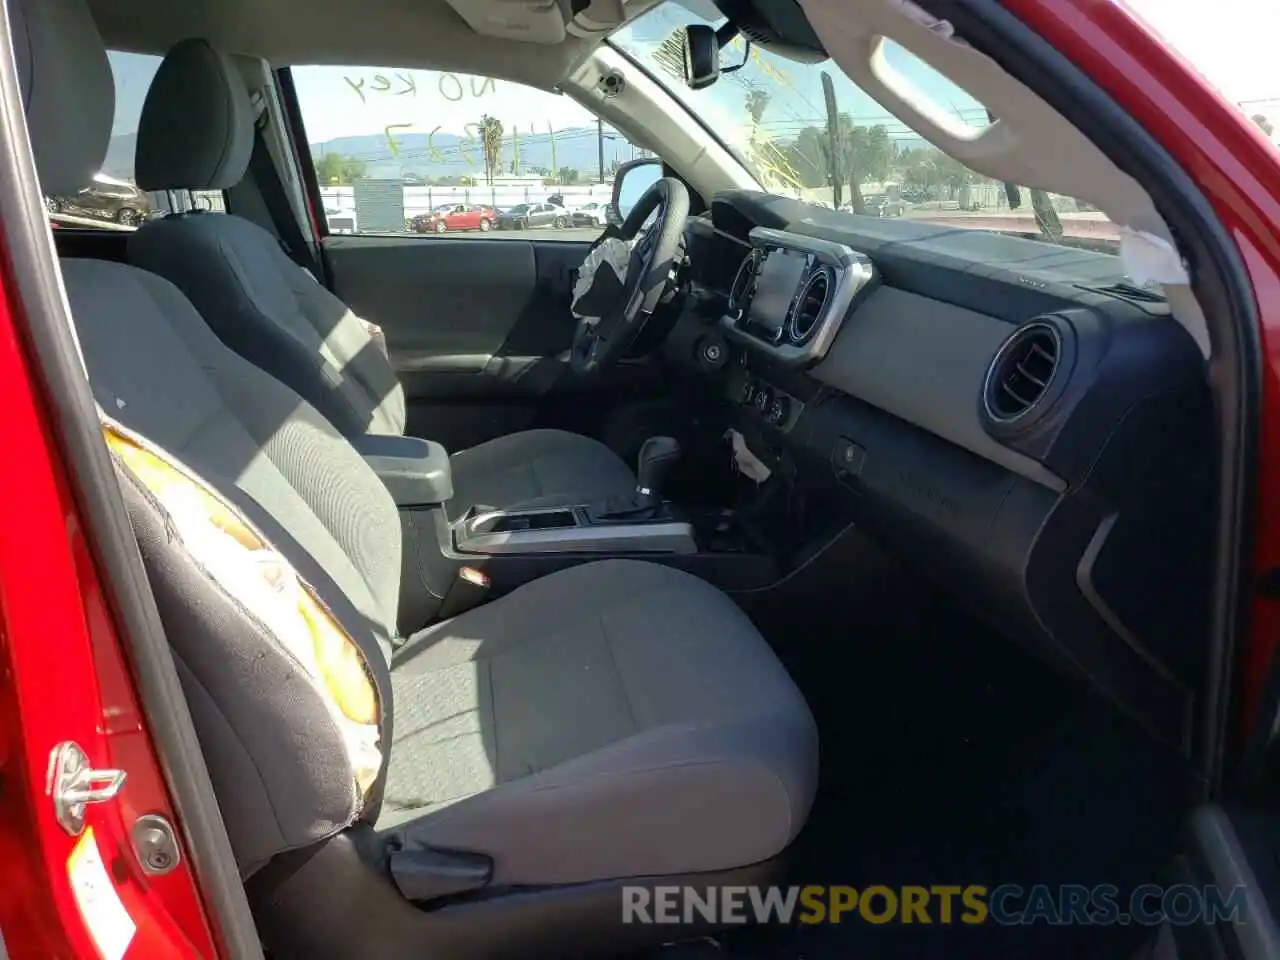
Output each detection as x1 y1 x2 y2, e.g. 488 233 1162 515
636 436 681 499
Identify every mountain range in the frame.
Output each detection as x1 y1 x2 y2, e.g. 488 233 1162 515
309 126 627 180
102 126 624 182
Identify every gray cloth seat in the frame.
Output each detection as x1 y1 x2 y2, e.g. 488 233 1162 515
66 256 820 885
126 37 637 517
447 426 639 515
382 559 816 886
15 0 819 927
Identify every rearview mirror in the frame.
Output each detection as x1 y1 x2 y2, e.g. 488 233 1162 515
610 157 663 224
682 24 720 90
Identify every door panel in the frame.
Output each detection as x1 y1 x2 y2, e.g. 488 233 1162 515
325 235 546 387
322 234 656 448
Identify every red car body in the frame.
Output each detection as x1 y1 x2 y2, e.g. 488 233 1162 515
0 0 1278 956
411 203 495 233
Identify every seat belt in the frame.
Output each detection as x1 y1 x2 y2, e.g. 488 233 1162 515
245 92 323 280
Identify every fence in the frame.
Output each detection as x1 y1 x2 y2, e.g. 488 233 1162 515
320 182 615 231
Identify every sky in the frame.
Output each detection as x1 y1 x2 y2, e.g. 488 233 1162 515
1120 0 1280 113
106 0 1279 147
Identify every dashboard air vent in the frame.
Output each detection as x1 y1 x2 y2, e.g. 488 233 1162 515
727 250 760 320
983 322 1062 423
788 266 832 345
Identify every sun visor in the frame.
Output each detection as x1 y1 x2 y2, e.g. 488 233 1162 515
446 0 571 44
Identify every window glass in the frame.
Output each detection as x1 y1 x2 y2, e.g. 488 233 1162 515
613 7 1126 265
291 65 651 239
47 52 224 231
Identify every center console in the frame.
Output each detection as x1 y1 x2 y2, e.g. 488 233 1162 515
385 433 782 632
452 504 696 555
353 434 453 506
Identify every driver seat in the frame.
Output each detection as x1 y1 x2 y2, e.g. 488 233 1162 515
127 38 637 516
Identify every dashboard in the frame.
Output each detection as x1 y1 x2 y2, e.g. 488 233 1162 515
668 190 1213 749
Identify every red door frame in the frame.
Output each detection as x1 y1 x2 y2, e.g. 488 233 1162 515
0 244 221 955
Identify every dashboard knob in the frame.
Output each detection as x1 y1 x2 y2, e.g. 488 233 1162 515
754 385 773 414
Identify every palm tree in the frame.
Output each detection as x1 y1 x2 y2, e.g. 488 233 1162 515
1030 190 1064 239
652 29 687 81
479 114 504 185
746 87 771 128
744 86 772 156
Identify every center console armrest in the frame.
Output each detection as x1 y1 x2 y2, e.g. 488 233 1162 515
352 434 453 506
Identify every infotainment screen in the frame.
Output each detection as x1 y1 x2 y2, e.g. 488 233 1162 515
747 247 807 339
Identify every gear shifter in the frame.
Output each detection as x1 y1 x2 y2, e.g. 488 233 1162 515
637 436 681 502
587 436 681 523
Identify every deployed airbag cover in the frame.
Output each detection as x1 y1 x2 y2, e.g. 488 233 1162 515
572 237 632 324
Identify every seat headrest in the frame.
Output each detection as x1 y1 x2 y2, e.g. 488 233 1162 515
135 39 254 192
11 0 114 196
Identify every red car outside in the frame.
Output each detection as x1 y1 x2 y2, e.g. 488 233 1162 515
410 203 495 234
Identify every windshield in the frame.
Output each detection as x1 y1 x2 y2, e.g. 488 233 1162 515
613 5 1120 258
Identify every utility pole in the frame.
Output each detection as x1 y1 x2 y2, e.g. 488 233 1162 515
597 117 606 184
821 72 843 211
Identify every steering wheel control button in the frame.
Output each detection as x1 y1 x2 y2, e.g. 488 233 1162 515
832 437 866 480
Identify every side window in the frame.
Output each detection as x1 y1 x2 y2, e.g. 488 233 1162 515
291 65 648 240
46 52 226 232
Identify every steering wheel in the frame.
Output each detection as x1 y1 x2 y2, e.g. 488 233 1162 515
570 177 689 376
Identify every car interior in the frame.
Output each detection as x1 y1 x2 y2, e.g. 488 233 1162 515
6 0 1245 956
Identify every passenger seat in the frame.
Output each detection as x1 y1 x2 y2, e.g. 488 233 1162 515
126 38 638 518
13 1 819 956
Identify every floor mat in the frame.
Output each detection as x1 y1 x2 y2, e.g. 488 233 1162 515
700 576 1194 959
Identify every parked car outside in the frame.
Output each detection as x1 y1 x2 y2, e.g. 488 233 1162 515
409 203 496 234
571 201 608 226
864 195 905 217
45 171 152 225
497 201 570 230
326 206 357 233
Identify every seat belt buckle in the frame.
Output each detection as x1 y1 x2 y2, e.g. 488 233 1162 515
437 565 491 620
